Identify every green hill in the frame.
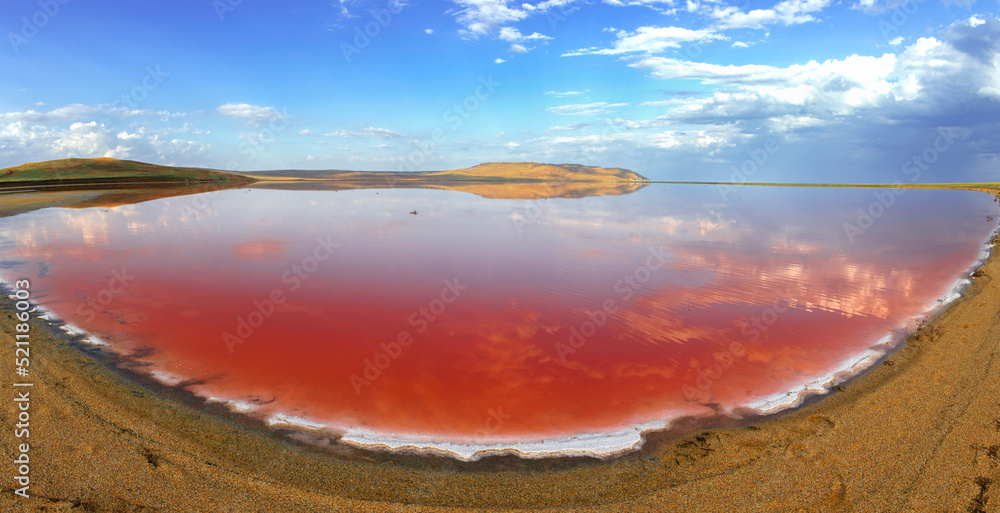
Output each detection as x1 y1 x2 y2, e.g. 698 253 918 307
0 158 256 187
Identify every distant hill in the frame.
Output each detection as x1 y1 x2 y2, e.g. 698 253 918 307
244 162 649 184
0 158 255 187
0 159 648 188
248 178 648 200
0 159 649 201
449 162 646 182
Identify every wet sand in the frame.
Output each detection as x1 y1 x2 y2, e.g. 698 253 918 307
3 207 1000 511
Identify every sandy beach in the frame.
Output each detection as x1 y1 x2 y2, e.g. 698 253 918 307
3 199 1000 512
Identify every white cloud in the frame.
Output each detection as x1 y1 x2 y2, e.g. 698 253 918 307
732 41 750 48
547 121 592 132
629 57 795 84
630 53 904 117
363 127 405 139
525 124 745 159
425 28 434 34
601 0 678 12
498 26 521 41
451 0 528 37
852 0 879 13
494 57 507 63
524 0 578 12
323 127 405 138
545 90 588 96
970 15 986 28
496 26 551 52
216 103 287 125
850 0 917 15
449 0 571 41
60 122 130 157
498 26 552 42
710 0 832 30
565 26 723 56
639 99 686 107
177 122 209 135
0 104 100 124
335 0 351 17
548 102 629 115
0 120 210 165
888 36 904 46
299 129 313 136
623 20 1000 134
549 121 593 132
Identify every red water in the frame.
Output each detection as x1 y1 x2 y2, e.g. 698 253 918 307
3 186 997 445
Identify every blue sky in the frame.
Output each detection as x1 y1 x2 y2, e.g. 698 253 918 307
2 0 999 182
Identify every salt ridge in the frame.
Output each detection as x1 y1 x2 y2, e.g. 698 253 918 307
337 420 667 461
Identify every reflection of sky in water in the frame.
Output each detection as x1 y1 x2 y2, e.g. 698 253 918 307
1 185 997 443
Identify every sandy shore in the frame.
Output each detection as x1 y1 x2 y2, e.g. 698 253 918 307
3 206 1000 512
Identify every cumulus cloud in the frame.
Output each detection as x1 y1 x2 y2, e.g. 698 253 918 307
628 52 912 127
335 0 351 17
216 103 288 125
362 127 405 139
944 15 1000 64
629 19 1000 126
525 0 578 11
850 0 919 15
0 120 210 165
449 0 572 41
545 90 588 97
323 126 406 138
498 27 552 42
548 102 629 115
601 0 678 12
710 0 832 30
523 123 745 165
565 26 724 56
451 0 529 37
629 57 801 84
496 27 550 52
453 15 997 183
0 104 101 124
548 121 593 132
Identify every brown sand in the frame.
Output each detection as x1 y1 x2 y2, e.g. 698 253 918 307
2 211 1000 512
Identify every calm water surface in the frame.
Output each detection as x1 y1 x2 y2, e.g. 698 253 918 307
2 185 997 458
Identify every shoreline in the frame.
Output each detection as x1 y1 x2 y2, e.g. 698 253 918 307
3 191 1000 510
